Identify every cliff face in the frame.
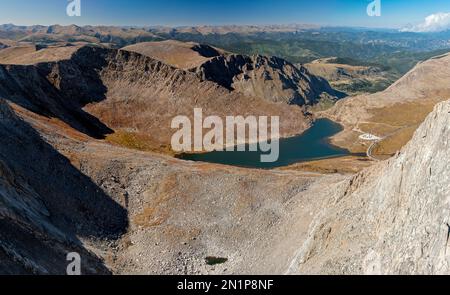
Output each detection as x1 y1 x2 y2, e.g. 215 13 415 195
123 41 343 106
0 47 112 139
195 54 343 105
0 99 126 274
291 100 450 274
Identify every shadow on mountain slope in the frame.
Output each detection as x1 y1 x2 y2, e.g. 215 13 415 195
0 98 128 274
0 46 113 139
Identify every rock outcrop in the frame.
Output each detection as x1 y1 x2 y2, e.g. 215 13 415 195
123 41 343 106
291 100 450 274
195 54 343 105
0 99 126 274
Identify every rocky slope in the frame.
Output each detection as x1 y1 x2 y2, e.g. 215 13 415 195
124 41 343 106
87 46 308 147
0 69 337 274
0 99 125 274
195 54 343 105
0 44 309 151
291 100 450 274
2 94 450 275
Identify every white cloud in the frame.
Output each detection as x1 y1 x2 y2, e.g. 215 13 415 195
400 12 450 33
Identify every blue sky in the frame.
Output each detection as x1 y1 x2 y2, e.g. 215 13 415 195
1 0 450 28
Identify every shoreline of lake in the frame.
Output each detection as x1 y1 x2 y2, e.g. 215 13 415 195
177 118 354 169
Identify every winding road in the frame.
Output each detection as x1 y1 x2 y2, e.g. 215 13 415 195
361 125 414 162
366 140 381 161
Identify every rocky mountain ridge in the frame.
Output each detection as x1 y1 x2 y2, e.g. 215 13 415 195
124 41 343 106
195 54 343 105
0 44 310 150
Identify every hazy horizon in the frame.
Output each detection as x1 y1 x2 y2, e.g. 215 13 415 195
1 0 450 32
0 22 400 30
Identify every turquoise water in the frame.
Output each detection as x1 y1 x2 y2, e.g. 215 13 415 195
177 118 350 169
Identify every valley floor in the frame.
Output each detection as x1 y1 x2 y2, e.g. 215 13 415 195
6 97 450 274
14 100 347 274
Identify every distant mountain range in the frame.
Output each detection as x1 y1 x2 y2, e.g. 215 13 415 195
2 23 450 83
2 23 450 51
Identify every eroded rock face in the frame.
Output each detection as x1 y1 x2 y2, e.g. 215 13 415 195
0 99 125 274
291 101 450 274
195 54 343 105
123 41 343 106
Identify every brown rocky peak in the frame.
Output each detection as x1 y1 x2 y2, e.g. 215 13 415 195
123 40 344 106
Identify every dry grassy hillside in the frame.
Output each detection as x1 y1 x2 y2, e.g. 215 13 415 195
324 52 450 158
304 57 395 96
0 45 81 65
123 40 225 70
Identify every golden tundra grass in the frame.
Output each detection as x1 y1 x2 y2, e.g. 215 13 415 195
362 98 442 158
106 130 175 155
